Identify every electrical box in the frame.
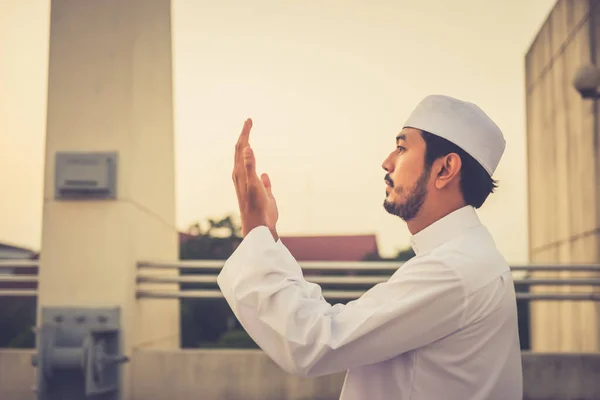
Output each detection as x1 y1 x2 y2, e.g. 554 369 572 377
55 152 118 200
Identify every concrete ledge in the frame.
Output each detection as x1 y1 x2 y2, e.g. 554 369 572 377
131 348 344 400
2 349 600 399
521 351 600 400
0 350 35 400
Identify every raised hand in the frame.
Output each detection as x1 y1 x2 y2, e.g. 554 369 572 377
232 119 279 239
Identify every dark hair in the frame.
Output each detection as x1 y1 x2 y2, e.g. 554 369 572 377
420 130 498 208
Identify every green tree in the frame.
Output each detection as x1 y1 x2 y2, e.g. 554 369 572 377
0 297 36 348
392 247 416 261
362 246 415 262
0 263 38 349
179 215 255 348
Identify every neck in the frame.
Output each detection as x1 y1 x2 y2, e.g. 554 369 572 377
406 198 467 235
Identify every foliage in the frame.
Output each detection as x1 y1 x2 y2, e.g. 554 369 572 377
0 297 36 348
216 329 259 348
180 215 242 261
393 247 416 261
362 247 415 262
179 215 244 348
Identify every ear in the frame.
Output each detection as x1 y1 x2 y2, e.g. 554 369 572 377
434 153 462 189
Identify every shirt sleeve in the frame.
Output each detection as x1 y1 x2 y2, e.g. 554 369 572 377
217 225 467 378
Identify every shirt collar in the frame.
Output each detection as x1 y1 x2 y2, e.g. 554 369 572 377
409 206 482 255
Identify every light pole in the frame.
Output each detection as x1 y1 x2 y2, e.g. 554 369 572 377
573 64 600 99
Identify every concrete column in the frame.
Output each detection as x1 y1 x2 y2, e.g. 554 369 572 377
526 0 600 352
36 0 179 396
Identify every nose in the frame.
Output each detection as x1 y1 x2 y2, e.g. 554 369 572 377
382 151 395 173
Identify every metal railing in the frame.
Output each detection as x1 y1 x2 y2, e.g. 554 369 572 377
0 260 38 297
135 260 600 302
3 259 600 301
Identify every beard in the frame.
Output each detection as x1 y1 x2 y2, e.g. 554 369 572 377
383 166 430 221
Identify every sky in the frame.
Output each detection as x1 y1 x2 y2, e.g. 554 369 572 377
0 0 556 262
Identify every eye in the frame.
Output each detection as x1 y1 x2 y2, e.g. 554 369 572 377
397 146 406 153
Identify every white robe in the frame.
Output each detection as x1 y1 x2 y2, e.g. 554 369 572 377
218 206 523 399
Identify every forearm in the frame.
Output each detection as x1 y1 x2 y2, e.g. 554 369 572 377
217 226 332 375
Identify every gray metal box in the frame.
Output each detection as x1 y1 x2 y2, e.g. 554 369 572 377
55 152 118 200
31 306 128 400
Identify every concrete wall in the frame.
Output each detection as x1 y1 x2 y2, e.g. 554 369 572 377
0 350 35 400
525 0 600 351
2 349 600 400
131 349 345 400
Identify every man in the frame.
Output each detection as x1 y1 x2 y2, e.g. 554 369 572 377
218 94 523 399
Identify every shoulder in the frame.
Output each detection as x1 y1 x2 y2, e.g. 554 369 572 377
424 228 510 294
393 253 467 294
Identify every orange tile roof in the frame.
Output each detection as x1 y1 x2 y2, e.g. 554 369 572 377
279 234 379 261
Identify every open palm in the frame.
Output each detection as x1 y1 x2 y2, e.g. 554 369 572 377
232 118 280 240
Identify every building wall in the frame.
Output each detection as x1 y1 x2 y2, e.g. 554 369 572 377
525 0 600 351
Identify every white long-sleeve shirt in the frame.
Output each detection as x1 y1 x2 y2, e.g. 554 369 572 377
217 206 523 399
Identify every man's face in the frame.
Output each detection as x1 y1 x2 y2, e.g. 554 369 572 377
381 128 431 221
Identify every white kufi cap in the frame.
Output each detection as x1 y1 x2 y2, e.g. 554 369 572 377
403 95 505 176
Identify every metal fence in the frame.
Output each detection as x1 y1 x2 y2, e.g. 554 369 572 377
2 259 600 301
0 260 38 297
135 260 600 302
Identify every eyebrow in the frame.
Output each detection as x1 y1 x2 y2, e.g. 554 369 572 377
396 134 407 142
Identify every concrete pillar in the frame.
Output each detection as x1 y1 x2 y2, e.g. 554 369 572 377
36 0 179 396
525 0 600 353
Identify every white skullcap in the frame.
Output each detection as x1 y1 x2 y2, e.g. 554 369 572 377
403 94 505 176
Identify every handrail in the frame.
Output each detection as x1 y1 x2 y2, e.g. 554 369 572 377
0 276 38 283
137 260 600 272
0 290 38 297
135 290 600 301
0 260 39 268
0 260 38 297
137 260 401 270
2 259 600 300
137 274 600 286
135 261 600 302
4 258 600 272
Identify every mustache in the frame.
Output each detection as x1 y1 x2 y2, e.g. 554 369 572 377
384 174 394 187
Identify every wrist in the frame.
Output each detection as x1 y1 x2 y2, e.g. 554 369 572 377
242 217 267 237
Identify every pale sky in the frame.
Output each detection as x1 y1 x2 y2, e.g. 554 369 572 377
1 0 556 262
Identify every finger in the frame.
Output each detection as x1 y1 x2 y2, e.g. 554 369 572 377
235 118 253 166
261 173 274 197
237 118 253 145
243 146 261 208
243 146 257 179
233 119 252 202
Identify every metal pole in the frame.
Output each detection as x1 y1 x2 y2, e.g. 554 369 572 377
0 290 38 297
136 290 600 301
136 260 600 272
136 275 600 286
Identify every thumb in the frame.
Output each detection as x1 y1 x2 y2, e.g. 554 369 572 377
261 173 274 197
